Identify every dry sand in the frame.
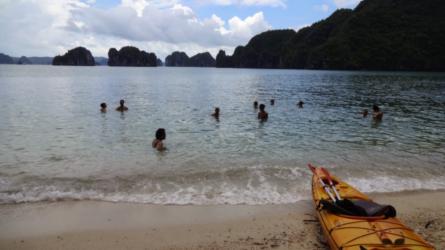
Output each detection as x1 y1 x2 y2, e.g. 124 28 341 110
0 190 444 250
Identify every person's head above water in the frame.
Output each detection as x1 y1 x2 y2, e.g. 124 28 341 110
212 107 220 118
100 103 107 109
253 101 258 108
297 101 304 108
155 128 166 141
259 104 266 111
373 104 380 112
116 99 128 111
362 109 369 118
270 99 275 105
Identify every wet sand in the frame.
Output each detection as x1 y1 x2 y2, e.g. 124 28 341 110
0 190 444 250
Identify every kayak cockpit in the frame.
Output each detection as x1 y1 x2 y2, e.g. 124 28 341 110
318 199 397 218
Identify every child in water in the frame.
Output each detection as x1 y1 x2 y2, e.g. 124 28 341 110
253 101 258 109
100 103 107 113
257 104 268 121
152 128 167 151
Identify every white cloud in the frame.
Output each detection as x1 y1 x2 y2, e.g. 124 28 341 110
0 0 272 58
332 0 362 8
201 0 286 8
120 0 179 17
314 4 330 12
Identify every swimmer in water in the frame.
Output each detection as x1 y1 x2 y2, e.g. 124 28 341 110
100 103 107 113
212 107 220 119
152 128 166 151
372 104 383 121
116 99 128 112
270 99 275 105
257 104 268 121
297 101 304 108
362 109 369 118
253 101 258 109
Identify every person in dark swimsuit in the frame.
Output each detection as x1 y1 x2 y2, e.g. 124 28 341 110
152 128 166 151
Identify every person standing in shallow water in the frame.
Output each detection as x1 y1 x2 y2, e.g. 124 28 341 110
253 101 258 109
372 104 383 121
100 103 107 113
257 104 268 121
152 128 166 151
116 99 128 112
212 107 220 120
270 99 275 105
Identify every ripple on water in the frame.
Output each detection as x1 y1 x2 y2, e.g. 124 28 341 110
0 66 444 204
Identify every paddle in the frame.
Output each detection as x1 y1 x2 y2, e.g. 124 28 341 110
321 167 342 201
308 164 337 202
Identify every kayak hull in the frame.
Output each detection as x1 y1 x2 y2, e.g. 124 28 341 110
310 166 435 250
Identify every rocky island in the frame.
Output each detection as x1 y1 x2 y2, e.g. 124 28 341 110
52 47 95 66
0 53 14 64
216 0 445 71
165 51 215 67
17 56 32 65
108 46 157 67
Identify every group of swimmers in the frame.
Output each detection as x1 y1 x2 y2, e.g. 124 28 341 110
363 104 384 121
100 99 383 152
100 99 128 113
211 99 305 123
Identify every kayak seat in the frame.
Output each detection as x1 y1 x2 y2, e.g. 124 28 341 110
352 200 396 218
319 199 396 218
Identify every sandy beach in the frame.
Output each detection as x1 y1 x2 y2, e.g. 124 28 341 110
0 190 443 250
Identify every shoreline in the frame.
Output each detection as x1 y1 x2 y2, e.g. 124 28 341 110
0 190 444 249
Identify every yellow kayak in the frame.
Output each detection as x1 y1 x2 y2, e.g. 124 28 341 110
309 164 435 250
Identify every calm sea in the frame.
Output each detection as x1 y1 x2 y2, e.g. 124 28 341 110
0 65 444 204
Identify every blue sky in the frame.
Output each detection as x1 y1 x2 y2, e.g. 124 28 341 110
0 0 361 58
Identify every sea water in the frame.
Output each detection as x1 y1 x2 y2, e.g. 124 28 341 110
0 65 444 204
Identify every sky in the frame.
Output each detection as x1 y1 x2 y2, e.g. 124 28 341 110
0 0 362 59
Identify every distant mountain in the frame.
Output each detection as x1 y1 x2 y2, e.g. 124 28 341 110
0 53 14 64
94 57 108 66
17 56 32 64
165 51 215 67
216 30 295 68
188 52 216 67
165 52 189 66
27 57 53 64
216 0 445 71
53 47 95 66
108 46 157 67
156 58 163 66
